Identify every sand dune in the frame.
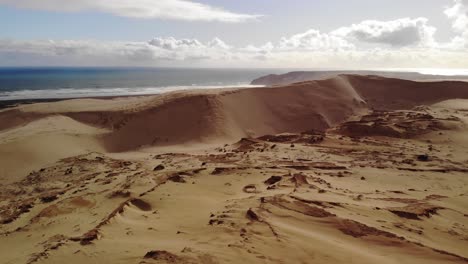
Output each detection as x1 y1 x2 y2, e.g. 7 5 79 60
0 76 368 152
2 75 468 153
1 76 468 263
0 115 107 184
346 75 468 109
1 75 468 179
251 71 468 86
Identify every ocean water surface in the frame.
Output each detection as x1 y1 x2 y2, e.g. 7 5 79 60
2 67 467 101
0 67 283 100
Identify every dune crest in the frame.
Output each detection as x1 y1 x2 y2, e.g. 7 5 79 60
2 75 468 153
251 71 468 86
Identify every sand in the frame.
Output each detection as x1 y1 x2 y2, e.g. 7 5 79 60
251 71 468 86
0 75 468 264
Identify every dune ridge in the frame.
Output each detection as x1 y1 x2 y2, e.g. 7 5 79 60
251 71 468 86
1 75 468 181
2 75 468 152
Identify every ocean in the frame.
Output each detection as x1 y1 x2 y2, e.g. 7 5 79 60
0 67 283 101
2 67 467 101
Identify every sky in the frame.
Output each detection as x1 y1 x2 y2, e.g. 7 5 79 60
0 0 467 68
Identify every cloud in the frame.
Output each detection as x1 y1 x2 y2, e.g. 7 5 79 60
1 0 468 68
272 18 437 51
0 0 260 22
445 0 468 49
208 38 232 50
445 0 468 32
2 36 468 69
0 37 237 66
278 29 355 51
0 39 161 65
147 37 233 60
148 37 204 50
331 18 436 47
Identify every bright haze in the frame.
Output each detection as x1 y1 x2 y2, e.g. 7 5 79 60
0 0 467 69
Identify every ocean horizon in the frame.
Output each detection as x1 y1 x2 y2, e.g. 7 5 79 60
0 67 285 101
1 67 468 101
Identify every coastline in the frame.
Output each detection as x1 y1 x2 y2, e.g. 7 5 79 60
0 98 68 109
3 69 468 110
0 95 150 110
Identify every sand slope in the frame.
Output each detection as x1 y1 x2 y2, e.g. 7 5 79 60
0 115 107 184
251 71 468 86
0 76 369 153
346 75 468 110
1 100 467 263
1 75 468 182
2 75 468 151
1 76 468 263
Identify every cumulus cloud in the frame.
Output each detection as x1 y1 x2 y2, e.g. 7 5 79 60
0 0 260 22
148 37 204 50
331 18 436 47
269 18 437 52
0 37 238 66
149 37 234 61
208 38 232 50
2 35 468 69
445 0 468 49
278 29 355 51
445 0 468 32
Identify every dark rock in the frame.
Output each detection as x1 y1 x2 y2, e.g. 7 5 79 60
1 218 14 224
129 199 153 211
70 229 100 245
389 205 441 220
264 176 282 185
107 190 131 198
208 219 223 225
246 208 260 221
40 194 58 203
153 165 165 171
64 167 73 175
416 154 430 162
144 250 181 261
168 174 186 183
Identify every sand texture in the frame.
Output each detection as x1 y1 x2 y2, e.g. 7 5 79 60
1 75 468 264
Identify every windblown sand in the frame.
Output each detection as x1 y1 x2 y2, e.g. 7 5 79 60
1 75 468 264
